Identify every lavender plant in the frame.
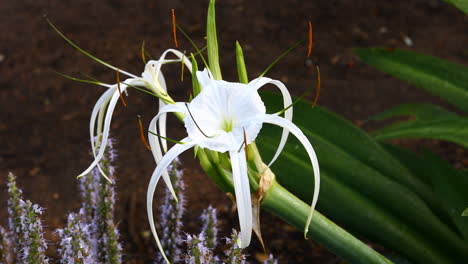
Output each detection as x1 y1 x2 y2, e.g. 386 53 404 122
224 230 246 264
200 206 218 249
78 138 122 264
156 160 185 263
56 210 94 264
184 233 215 264
18 199 48 264
0 225 12 264
7 172 23 259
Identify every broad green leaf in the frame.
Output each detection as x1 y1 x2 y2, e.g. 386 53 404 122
206 0 222 80
260 93 440 211
354 48 468 112
371 104 468 148
257 92 468 262
443 0 468 14
423 150 468 241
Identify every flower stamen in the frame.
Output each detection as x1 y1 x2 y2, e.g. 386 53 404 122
138 115 152 150
171 9 179 48
184 103 217 138
116 69 127 107
307 21 313 57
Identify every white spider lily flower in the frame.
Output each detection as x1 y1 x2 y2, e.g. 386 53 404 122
78 49 191 200
147 69 320 263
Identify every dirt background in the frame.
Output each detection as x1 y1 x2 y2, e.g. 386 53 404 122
0 0 467 263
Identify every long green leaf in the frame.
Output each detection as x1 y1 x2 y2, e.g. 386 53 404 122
257 92 468 262
354 48 468 112
371 104 468 148
235 41 248 84
423 150 468 241
206 0 222 80
443 0 468 14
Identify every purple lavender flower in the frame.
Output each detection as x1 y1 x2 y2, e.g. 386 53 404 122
200 206 218 249
262 254 278 264
18 199 48 264
184 233 216 264
7 172 23 260
224 230 246 264
0 225 13 264
79 138 122 264
57 210 95 264
155 160 185 263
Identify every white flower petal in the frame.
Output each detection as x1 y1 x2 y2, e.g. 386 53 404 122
229 149 252 248
147 138 194 263
250 78 293 167
89 87 116 157
78 84 129 179
262 114 320 238
149 103 186 201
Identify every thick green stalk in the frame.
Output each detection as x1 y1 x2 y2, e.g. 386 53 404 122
262 182 393 264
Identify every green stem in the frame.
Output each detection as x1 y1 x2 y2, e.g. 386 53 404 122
262 182 393 264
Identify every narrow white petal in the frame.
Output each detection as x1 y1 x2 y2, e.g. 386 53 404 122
147 139 194 263
153 49 193 80
262 114 320 238
78 85 128 178
148 103 186 201
89 87 116 156
229 149 253 248
158 73 169 152
250 78 293 167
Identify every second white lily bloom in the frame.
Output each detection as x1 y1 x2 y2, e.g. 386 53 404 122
147 69 320 262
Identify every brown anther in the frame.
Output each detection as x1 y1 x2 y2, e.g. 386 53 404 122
171 9 179 48
137 115 152 151
116 70 127 107
313 65 321 107
307 21 313 57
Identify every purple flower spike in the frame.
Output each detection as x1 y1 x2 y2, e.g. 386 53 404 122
7 172 23 259
224 230 246 264
0 225 13 264
18 199 48 264
184 233 216 264
57 210 95 264
200 206 218 249
155 159 185 263
79 138 122 264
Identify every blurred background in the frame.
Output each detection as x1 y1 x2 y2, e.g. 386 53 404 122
0 0 466 263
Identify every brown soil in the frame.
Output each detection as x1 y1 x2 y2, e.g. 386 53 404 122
0 0 467 263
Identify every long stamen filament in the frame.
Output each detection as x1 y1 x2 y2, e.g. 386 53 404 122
313 65 321 107
184 103 216 138
147 130 186 145
137 115 152 151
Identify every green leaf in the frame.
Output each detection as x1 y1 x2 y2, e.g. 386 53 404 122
371 104 468 148
257 91 468 262
235 41 248 84
443 0 468 14
423 150 468 241
206 0 222 80
354 48 468 112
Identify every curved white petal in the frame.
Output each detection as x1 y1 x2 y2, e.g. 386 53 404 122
89 87 116 156
78 84 129 179
147 139 194 264
249 78 293 167
229 149 252 248
148 103 186 201
158 73 169 152
262 114 320 238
